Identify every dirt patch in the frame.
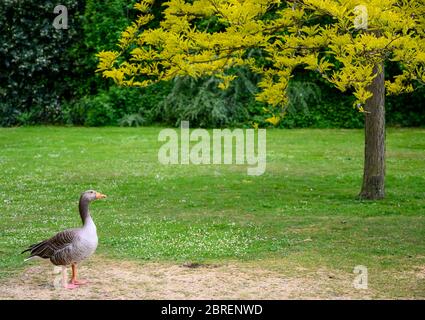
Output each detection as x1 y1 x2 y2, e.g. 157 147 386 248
415 265 425 280
0 256 374 299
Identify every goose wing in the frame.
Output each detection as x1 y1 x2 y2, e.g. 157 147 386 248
21 229 79 260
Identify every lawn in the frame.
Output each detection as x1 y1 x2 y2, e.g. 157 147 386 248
0 126 424 298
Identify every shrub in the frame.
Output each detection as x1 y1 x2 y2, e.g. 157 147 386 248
157 68 258 128
279 81 364 129
63 94 113 126
62 83 172 126
0 0 84 126
69 0 138 97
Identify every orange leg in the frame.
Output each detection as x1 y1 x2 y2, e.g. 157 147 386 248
71 263 88 285
63 266 78 290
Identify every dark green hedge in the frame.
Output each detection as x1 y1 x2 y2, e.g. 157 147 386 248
0 0 83 125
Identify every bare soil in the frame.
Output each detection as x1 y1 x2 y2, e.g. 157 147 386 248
0 256 376 299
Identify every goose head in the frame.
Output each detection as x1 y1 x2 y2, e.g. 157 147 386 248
81 190 107 202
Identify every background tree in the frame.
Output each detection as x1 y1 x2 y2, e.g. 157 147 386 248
97 0 425 200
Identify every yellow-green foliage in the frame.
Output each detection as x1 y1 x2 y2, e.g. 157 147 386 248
97 0 425 123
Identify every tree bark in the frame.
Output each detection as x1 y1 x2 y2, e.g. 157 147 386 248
359 63 386 200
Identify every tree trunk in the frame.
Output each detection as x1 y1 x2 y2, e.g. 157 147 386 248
358 63 386 200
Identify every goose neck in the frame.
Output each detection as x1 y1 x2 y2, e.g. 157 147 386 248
79 197 91 225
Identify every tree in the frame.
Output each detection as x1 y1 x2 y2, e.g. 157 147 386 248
97 0 425 199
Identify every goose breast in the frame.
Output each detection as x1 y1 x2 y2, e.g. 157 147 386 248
73 228 98 263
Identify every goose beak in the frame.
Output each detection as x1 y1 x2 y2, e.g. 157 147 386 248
95 192 107 199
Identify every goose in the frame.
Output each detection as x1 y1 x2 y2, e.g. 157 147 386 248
21 190 107 289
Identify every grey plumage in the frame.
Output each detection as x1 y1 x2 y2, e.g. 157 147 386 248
22 229 92 265
21 190 105 266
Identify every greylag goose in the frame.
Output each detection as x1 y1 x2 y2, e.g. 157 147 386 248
21 190 107 289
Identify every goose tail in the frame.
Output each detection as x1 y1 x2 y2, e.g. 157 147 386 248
21 240 50 260
24 256 40 262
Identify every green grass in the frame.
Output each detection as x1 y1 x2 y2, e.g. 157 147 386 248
0 126 424 298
